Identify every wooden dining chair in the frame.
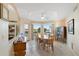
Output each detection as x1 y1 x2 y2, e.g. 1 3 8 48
46 36 54 51
37 34 43 46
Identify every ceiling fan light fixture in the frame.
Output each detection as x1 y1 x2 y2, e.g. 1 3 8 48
41 15 45 19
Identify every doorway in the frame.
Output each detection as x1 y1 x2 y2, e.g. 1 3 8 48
24 24 29 41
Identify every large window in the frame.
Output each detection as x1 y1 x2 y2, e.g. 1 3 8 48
32 23 54 39
43 24 52 35
33 24 41 34
33 24 41 39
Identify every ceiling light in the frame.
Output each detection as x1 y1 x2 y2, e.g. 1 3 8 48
41 12 46 20
41 15 45 19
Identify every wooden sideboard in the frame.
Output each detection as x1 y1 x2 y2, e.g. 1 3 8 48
13 41 26 56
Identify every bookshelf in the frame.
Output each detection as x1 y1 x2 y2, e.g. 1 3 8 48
9 22 16 40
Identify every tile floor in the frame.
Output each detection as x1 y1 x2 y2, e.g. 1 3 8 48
25 39 77 56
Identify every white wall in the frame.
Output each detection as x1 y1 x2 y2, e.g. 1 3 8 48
20 23 25 34
0 19 9 56
66 5 79 55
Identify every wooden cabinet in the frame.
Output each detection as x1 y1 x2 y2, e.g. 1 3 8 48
0 3 3 19
56 26 67 43
13 41 26 56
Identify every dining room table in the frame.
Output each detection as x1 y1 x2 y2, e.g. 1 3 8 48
42 34 54 51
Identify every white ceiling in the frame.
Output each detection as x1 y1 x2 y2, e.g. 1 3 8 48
15 3 77 21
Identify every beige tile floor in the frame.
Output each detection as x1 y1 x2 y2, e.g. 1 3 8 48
25 39 76 56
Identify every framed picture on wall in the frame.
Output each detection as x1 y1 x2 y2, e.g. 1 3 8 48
68 19 74 34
